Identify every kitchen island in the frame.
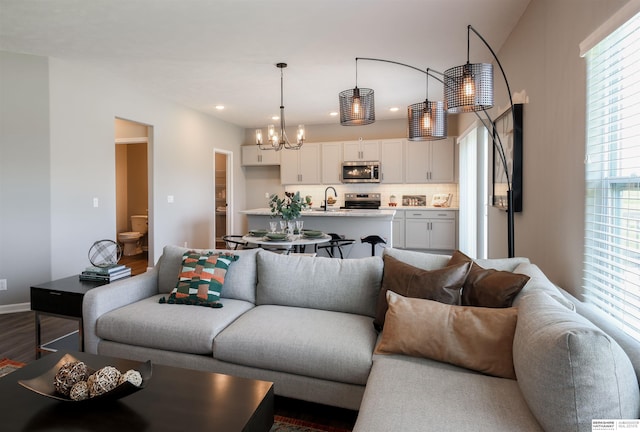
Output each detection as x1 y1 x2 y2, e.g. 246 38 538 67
240 208 395 259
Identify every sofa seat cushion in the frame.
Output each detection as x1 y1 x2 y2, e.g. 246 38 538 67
514 290 640 432
213 305 378 385
353 355 543 432
96 294 254 355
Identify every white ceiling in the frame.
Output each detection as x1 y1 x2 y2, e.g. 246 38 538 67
0 0 530 129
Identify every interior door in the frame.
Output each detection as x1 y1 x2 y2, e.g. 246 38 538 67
214 151 228 248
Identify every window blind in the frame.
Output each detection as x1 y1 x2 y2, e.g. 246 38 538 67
584 13 640 342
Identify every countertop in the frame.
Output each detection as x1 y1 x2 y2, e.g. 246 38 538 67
379 206 459 210
241 208 396 217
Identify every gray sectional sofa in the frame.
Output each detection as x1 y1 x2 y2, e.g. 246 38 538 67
83 245 640 432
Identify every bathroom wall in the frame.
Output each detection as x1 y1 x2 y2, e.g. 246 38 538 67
115 143 148 234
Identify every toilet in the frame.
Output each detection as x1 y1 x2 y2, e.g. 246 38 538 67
118 215 148 256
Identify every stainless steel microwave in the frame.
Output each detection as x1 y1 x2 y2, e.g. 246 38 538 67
341 161 380 183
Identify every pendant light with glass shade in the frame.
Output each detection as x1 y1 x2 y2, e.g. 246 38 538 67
255 63 305 151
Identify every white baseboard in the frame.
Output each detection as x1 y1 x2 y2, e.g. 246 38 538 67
0 303 30 314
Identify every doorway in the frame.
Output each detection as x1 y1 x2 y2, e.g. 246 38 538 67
214 150 233 248
115 118 152 268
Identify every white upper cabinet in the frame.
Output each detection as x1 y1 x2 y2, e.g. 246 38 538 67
321 142 343 184
241 146 281 166
280 143 321 185
380 139 404 183
404 138 455 183
343 140 380 161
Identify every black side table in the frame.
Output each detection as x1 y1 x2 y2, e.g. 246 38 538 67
30 276 107 359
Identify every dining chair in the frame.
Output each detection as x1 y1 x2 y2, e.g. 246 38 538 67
317 233 355 259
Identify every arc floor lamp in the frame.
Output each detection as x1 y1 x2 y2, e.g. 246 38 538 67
339 25 520 258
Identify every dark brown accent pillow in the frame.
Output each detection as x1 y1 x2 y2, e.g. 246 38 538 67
448 250 530 308
374 255 471 330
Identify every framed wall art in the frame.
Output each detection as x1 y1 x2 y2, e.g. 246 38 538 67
492 103 523 212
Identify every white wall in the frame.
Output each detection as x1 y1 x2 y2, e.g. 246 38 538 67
0 52 246 306
0 52 51 307
458 0 629 296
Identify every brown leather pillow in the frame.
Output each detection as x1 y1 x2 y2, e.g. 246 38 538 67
375 291 518 379
448 250 530 308
374 255 470 330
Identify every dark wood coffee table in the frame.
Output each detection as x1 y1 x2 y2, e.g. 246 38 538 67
0 351 274 432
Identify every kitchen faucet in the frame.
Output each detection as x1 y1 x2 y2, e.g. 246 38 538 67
324 186 337 211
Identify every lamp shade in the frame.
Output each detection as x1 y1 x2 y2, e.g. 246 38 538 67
407 100 447 141
444 62 493 113
339 87 375 126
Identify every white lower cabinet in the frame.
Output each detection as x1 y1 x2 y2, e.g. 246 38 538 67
404 210 457 251
392 210 405 248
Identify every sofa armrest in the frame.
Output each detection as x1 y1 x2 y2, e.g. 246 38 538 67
83 268 160 354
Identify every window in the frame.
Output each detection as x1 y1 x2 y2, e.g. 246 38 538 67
458 122 488 259
583 12 640 342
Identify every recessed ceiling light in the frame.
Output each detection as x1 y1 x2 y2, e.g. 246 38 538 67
329 112 338 117
389 107 400 112
215 105 225 110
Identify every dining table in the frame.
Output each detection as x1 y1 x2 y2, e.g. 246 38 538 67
242 233 331 254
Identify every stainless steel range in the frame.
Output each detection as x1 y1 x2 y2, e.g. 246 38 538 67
343 193 381 210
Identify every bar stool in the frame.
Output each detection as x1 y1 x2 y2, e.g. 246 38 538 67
317 233 355 259
360 235 386 256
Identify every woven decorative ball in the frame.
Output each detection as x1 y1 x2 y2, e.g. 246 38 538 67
118 369 143 387
53 361 88 396
69 380 90 401
87 366 121 397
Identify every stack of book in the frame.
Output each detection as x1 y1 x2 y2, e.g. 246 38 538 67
80 264 131 282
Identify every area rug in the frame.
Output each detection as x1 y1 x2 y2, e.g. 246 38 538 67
271 415 352 432
0 358 25 378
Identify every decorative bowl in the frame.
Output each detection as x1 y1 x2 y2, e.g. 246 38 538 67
18 353 152 403
249 229 268 237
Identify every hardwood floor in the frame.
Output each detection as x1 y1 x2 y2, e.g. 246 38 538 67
0 311 77 364
117 251 150 276
0 253 358 430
